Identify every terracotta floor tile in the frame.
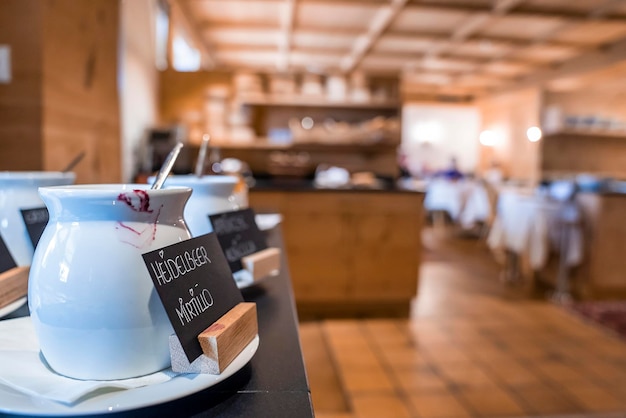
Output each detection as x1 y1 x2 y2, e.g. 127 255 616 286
436 363 499 388
530 360 595 385
350 393 412 418
299 322 350 413
420 346 473 364
393 368 448 393
481 358 545 387
379 345 431 370
340 367 395 393
332 348 382 372
458 386 527 417
315 414 356 418
513 383 582 415
407 391 472 418
562 382 626 413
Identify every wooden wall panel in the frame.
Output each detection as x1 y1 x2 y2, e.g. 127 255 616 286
159 69 232 125
0 0 43 170
0 0 121 182
476 88 542 183
41 0 121 183
541 134 626 178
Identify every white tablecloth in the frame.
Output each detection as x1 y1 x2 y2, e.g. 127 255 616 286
487 188 583 270
424 179 491 229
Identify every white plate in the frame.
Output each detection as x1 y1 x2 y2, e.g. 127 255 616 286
254 213 282 231
0 297 27 319
0 317 259 416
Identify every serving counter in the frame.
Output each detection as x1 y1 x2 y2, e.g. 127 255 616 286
249 179 425 318
1 226 313 418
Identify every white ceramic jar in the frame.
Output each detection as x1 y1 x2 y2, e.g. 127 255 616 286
28 184 192 380
0 172 75 266
150 175 241 237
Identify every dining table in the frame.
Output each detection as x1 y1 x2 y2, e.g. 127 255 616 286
0 225 314 418
423 178 491 230
487 186 584 283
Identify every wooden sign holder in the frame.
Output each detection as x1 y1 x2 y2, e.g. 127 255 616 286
170 302 257 374
168 247 277 374
0 266 29 309
241 247 281 283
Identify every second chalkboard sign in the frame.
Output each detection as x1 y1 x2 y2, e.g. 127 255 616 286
20 207 49 249
209 208 268 272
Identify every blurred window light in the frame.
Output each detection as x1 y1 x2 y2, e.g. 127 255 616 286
527 126 542 142
411 121 443 145
172 34 200 72
479 130 497 146
154 0 169 71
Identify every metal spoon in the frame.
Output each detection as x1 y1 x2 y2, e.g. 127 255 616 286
62 151 86 172
194 134 210 177
151 142 184 190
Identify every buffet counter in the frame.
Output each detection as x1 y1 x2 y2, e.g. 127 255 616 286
1 226 313 418
249 178 425 318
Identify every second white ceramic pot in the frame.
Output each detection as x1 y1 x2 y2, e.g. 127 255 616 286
28 184 192 380
0 171 75 266
149 175 241 237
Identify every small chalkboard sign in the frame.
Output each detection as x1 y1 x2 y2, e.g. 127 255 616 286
20 207 49 249
142 233 243 362
209 208 268 272
0 234 17 274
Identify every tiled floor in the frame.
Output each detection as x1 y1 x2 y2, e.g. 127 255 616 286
299 227 626 418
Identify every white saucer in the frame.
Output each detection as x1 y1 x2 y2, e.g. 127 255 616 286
0 317 259 416
0 297 27 318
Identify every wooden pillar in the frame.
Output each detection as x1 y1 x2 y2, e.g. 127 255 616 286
0 0 121 183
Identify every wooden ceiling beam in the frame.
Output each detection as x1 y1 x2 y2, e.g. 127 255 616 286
341 0 408 73
401 2 626 21
277 0 297 71
386 29 584 50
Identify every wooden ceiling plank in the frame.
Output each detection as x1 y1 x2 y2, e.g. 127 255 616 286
497 35 626 91
458 0 624 90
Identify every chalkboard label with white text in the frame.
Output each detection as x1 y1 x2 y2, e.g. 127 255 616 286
20 207 49 249
0 234 17 274
209 208 268 272
142 233 243 362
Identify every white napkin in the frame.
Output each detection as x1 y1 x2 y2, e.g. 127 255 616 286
0 317 177 405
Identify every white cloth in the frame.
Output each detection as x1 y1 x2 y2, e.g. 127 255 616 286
0 317 177 405
424 179 491 228
487 188 584 270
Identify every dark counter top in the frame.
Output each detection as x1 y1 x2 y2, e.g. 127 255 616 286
250 177 424 194
1 227 313 418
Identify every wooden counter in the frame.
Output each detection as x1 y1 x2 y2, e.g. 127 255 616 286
250 185 424 318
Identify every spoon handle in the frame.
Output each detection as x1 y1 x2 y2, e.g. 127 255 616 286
195 134 211 177
63 151 86 172
151 142 184 190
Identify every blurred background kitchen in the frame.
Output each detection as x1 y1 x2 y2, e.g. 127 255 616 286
4 0 626 417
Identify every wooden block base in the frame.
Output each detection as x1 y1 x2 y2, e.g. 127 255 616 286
0 266 29 309
241 247 280 282
198 302 257 373
169 302 258 374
